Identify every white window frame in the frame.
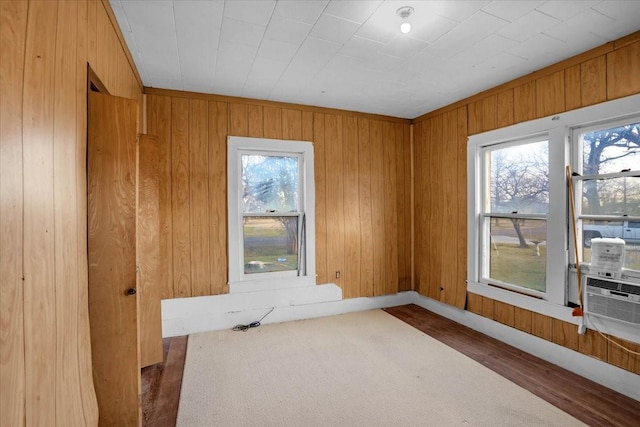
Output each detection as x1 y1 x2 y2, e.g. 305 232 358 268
570 116 640 281
479 135 552 299
468 93 640 332
227 136 316 293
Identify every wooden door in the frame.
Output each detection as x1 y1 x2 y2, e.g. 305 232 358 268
137 134 163 367
88 90 140 426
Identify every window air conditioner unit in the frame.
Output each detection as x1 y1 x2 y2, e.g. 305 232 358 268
584 276 640 325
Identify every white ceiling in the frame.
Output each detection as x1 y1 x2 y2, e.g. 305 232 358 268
110 0 640 119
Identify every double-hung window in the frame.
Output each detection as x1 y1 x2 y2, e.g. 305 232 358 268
572 117 640 277
468 93 640 337
480 137 550 296
227 136 315 293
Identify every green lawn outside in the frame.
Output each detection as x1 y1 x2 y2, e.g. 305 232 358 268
490 243 546 292
243 218 298 273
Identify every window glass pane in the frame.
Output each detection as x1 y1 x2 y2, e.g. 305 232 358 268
582 219 640 271
487 140 549 214
581 121 640 175
487 217 547 292
242 154 299 213
243 216 298 274
580 176 640 215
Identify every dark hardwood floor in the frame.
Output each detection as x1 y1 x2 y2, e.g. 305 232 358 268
141 304 639 427
141 335 187 427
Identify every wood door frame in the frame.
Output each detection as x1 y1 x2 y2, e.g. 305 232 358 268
88 65 109 95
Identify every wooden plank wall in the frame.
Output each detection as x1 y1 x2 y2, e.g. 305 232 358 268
137 135 163 368
0 1 142 425
413 32 640 370
146 91 412 300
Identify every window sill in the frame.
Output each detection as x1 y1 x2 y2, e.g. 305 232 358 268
229 276 316 294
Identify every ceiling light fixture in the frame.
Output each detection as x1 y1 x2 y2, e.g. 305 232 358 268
396 6 414 34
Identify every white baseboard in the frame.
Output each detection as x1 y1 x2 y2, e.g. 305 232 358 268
161 284 413 337
410 292 640 402
161 288 639 401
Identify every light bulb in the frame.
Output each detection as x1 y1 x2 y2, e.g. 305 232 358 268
400 22 411 34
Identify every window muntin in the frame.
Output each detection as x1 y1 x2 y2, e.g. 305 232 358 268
481 138 549 294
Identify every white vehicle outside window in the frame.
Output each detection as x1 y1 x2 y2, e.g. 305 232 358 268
571 117 640 277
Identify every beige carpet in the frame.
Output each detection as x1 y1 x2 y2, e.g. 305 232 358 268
177 310 585 427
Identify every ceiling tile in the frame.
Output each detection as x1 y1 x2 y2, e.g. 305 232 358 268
359 52 407 74
407 13 458 43
339 36 385 59
423 10 510 58
256 39 300 63
591 0 640 20
179 49 217 93
449 34 518 67
272 0 328 25
245 57 288 90
110 0 131 32
535 0 600 20
217 41 257 65
425 0 491 22
544 9 613 43
174 0 221 91
175 1 224 34
223 0 276 26
378 35 429 59
214 60 250 96
120 29 148 81
298 37 343 64
119 1 181 83
263 15 312 44
591 1 640 39
507 33 568 65
482 1 545 22
220 18 266 47
120 0 174 35
475 51 528 73
324 0 382 23
310 13 361 44
498 10 561 42
355 12 400 44
148 76 183 91
129 31 181 81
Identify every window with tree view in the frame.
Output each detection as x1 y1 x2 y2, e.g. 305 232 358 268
574 118 640 273
469 94 640 316
227 136 315 291
482 138 549 293
242 153 302 274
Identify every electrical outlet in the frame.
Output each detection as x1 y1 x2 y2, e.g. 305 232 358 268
335 271 341 279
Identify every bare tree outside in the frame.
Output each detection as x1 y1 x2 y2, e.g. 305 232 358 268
490 140 549 248
581 122 640 215
242 155 300 260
